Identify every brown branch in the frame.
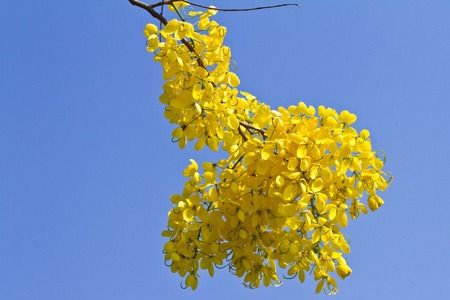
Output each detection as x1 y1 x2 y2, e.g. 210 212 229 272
238 126 249 142
128 0 168 24
239 121 266 136
149 0 299 12
183 1 299 12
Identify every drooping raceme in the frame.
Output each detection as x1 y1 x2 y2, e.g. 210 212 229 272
141 1 392 294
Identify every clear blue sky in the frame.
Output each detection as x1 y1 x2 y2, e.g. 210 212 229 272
1 1 449 299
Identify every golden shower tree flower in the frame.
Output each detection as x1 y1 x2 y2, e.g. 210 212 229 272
128 0 392 294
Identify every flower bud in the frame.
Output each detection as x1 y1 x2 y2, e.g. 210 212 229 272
367 196 379 212
336 264 352 280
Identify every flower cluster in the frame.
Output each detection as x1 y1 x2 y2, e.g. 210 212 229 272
142 1 391 294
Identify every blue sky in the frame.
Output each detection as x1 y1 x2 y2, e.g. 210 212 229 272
1 0 449 299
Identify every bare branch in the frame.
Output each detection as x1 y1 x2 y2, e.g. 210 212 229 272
238 125 249 142
149 0 300 12
239 121 267 136
128 0 168 24
181 1 299 12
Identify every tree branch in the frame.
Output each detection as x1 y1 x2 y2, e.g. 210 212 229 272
128 0 168 24
238 126 249 142
148 0 300 12
239 121 267 135
184 1 299 12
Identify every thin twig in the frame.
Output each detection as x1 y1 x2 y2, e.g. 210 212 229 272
150 0 300 12
238 125 249 142
239 121 266 135
128 0 168 23
185 1 299 12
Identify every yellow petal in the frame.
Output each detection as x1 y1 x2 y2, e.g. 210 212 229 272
143 23 158 37
312 178 324 192
146 34 159 52
373 157 384 170
338 211 348 228
182 159 198 177
300 157 310 171
208 187 219 202
316 279 325 294
163 241 175 252
194 137 206 151
227 72 240 87
275 175 285 188
298 269 305 283
283 183 297 200
163 19 181 34
228 114 239 130
203 171 215 183
197 206 210 222
208 264 214 277
171 252 180 261
289 243 299 255
339 110 357 124
360 129 370 139
239 229 248 239
178 135 186 149
171 127 184 139
238 210 245 222
288 264 298 276
315 193 327 212
161 230 174 238
340 239 350 254
261 143 275 160
256 160 268 175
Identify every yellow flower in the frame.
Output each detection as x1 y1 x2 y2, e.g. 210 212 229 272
143 23 158 37
136 3 391 293
336 264 352 279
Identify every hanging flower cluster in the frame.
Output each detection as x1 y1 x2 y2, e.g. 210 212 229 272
135 0 392 294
